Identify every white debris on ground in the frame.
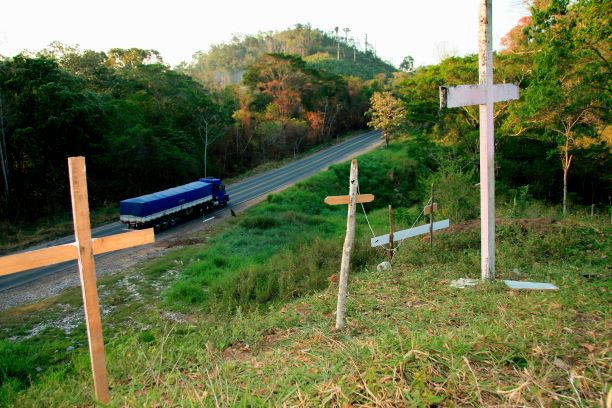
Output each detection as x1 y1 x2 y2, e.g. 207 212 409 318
7 303 118 342
150 268 180 293
9 305 83 341
116 275 144 302
377 261 392 272
160 311 188 323
450 278 480 289
0 245 167 312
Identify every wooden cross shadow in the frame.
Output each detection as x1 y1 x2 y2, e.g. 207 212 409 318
0 157 155 404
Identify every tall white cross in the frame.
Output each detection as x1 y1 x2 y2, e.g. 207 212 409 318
439 0 519 280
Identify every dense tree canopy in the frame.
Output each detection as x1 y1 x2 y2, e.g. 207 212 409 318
0 30 385 223
391 0 610 209
0 50 225 221
506 0 611 214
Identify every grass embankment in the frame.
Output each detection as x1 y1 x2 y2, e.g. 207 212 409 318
0 139 610 406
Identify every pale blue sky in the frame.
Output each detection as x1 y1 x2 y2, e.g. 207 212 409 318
0 0 529 68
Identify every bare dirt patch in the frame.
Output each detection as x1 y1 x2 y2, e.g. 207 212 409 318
444 217 555 235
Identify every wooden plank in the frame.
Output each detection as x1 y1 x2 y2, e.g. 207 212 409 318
504 280 558 290
0 229 154 277
439 83 519 108
371 219 450 247
423 202 438 216
325 194 374 206
0 244 77 276
423 202 437 216
92 229 154 255
68 157 110 404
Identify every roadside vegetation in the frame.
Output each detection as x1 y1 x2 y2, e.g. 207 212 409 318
0 137 609 406
0 0 610 405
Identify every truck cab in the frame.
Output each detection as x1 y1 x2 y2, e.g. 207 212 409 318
199 178 229 206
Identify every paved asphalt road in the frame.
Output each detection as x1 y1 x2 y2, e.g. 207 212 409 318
0 130 382 291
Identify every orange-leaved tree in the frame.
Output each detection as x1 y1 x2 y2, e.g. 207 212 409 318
366 91 407 146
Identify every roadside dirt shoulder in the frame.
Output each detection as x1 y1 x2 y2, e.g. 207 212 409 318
0 211 230 311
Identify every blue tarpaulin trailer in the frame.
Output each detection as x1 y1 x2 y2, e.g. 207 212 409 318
119 178 228 229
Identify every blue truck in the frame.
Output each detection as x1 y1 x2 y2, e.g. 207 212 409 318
119 177 229 230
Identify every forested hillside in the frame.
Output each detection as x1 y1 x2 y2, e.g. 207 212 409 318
179 24 397 85
0 32 390 224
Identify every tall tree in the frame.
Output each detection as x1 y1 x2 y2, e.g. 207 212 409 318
507 0 611 214
0 89 9 207
399 56 414 73
366 91 406 146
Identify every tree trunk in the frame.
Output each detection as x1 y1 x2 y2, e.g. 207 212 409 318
204 121 208 178
563 165 569 216
562 138 573 216
0 92 9 206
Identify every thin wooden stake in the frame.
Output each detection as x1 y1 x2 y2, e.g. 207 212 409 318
68 157 110 404
336 159 358 330
429 184 435 248
388 205 394 261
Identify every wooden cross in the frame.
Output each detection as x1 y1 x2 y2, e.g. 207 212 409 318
0 157 155 404
423 202 438 216
439 0 519 280
324 159 374 330
324 194 374 206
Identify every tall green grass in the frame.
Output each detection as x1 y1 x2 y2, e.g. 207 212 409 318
163 140 442 312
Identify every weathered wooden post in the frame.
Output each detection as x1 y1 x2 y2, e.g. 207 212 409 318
429 184 435 247
323 160 375 330
0 157 155 404
68 157 109 403
388 205 394 261
336 159 358 330
439 0 520 280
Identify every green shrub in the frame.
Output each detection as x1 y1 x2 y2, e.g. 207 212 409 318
421 160 479 222
0 340 37 385
240 215 280 229
165 281 207 304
